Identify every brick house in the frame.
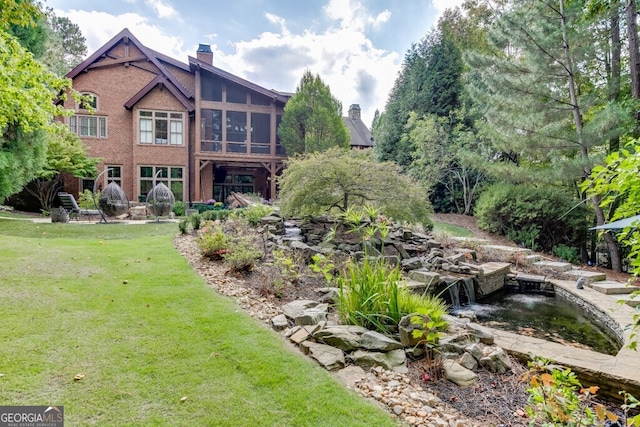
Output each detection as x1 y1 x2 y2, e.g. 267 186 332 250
60 28 289 205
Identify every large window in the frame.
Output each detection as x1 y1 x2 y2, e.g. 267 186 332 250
201 74 222 101
226 111 247 143
227 82 247 104
139 110 184 145
140 166 184 201
251 113 270 143
69 115 107 138
106 166 122 188
201 109 222 141
213 172 255 202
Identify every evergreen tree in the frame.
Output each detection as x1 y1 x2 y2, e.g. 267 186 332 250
278 70 349 155
465 0 626 270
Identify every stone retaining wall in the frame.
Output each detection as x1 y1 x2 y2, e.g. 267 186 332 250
554 286 624 349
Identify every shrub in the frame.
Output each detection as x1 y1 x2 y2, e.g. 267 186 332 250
475 183 589 253
195 223 230 259
190 213 203 230
178 217 191 235
77 189 98 209
173 201 186 216
553 244 580 264
223 240 263 274
229 204 274 226
336 257 448 335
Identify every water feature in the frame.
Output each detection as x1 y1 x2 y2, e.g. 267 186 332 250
443 278 476 310
470 292 620 355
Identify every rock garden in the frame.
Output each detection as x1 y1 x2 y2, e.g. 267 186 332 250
175 207 637 427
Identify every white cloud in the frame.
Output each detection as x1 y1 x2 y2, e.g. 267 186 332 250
222 11 399 125
60 10 188 60
324 0 390 33
430 0 466 16
145 0 179 19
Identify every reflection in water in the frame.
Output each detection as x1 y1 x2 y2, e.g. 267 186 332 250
471 293 619 355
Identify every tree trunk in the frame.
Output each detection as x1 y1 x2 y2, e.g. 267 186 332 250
610 0 621 151
627 0 640 131
559 0 622 272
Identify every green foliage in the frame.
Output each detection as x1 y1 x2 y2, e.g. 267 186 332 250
189 213 203 230
222 239 263 274
42 8 87 76
523 358 620 426
270 249 300 285
77 189 98 209
195 222 229 259
172 201 185 217
278 147 433 228
336 257 447 336
410 304 449 348
278 70 349 155
583 142 640 348
178 217 190 235
374 29 464 169
309 253 335 283
474 183 589 253
553 244 580 264
229 204 273 226
621 391 640 426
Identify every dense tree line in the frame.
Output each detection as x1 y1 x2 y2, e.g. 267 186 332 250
374 0 640 272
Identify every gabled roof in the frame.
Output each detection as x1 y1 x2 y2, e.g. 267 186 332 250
66 28 193 101
343 116 374 148
124 75 194 112
188 56 289 104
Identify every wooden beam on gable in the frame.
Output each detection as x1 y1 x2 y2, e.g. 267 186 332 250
86 55 147 70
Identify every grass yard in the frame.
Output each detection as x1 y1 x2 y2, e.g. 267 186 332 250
0 218 398 426
431 220 474 238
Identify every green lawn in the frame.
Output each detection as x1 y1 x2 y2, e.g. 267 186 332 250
0 218 398 426
431 220 474 238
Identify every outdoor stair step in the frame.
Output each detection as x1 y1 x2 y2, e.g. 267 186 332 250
586 280 635 295
515 273 546 283
563 269 607 284
521 254 543 265
532 260 573 272
619 293 640 308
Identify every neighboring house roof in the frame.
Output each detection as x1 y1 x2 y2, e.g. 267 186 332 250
343 104 374 148
188 56 290 105
66 28 194 109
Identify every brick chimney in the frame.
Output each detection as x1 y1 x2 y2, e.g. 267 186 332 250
348 104 361 120
196 44 213 65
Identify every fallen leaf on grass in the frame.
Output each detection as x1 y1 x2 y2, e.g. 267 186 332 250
180 396 188 402
74 373 85 381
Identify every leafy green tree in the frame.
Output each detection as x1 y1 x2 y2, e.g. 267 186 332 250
584 142 640 348
24 124 100 211
0 1 75 204
6 0 46 58
278 70 349 155
277 147 432 227
464 0 627 271
41 8 87 76
374 29 463 169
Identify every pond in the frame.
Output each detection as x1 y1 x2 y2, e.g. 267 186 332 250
466 292 620 356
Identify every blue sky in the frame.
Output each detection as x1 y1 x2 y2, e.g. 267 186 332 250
44 0 463 125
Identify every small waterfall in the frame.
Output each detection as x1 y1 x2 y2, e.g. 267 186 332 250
461 278 476 304
448 281 461 310
283 221 303 242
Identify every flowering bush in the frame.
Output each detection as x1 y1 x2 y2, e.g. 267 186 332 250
195 222 229 259
206 199 216 205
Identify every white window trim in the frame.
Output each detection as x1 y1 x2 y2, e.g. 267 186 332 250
69 115 107 138
138 110 184 146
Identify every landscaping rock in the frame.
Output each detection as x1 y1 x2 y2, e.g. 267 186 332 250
466 322 495 345
295 307 328 326
300 341 345 371
442 359 478 387
398 313 429 347
314 326 363 351
479 346 512 374
360 330 404 351
458 352 478 371
349 349 408 373
281 299 319 320
270 314 289 331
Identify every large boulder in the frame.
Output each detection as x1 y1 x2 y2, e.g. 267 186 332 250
442 359 478 387
348 349 408 373
359 331 403 351
313 326 365 351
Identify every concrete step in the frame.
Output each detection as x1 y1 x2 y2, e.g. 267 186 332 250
521 254 543 265
586 280 634 295
619 292 640 307
533 260 573 272
563 269 607 284
404 279 434 294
